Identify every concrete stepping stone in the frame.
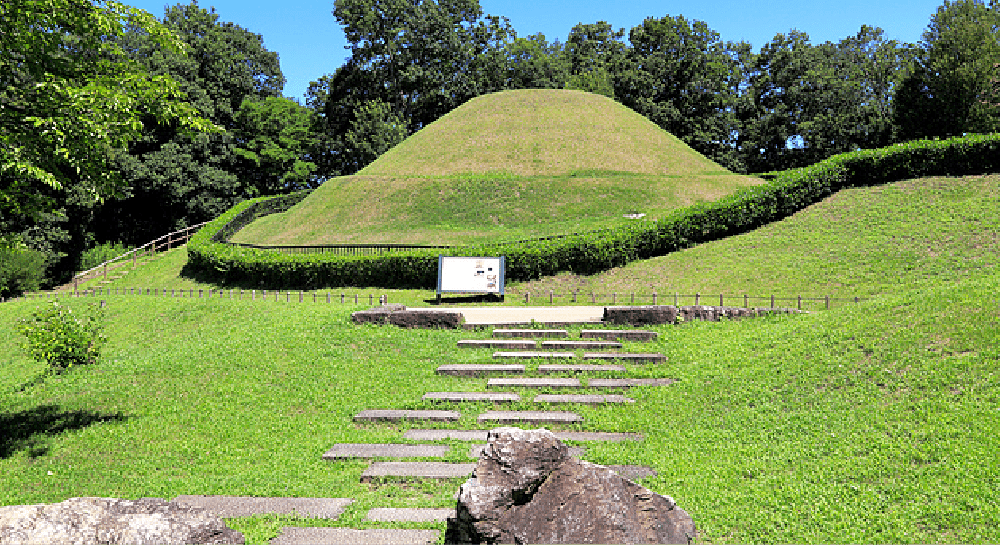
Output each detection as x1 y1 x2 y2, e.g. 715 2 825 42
458 339 536 349
533 394 635 405
587 378 676 388
493 351 575 360
353 409 459 422
537 364 626 374
271 527 439 545
422 392 520 403
361 462 476 482
584 352 666 363
541 340 622 350
607 465 658 479
477 411 583 425
436 364 525 376
581 329 658 342
487 377 581 389
321 444 449 459
366 507 455 522
172 496 352 518
403 429 643 442
469 444 586 458
493 329 568 338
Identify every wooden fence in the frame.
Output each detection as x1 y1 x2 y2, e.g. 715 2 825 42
69 222 208 290
9 286 867 311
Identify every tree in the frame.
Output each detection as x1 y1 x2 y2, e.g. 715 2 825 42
0 0 213 218
894 0 1000 139
232 96 318 196
501 33 569 90
617 15 747 170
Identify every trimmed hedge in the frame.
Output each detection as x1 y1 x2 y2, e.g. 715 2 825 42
187 133 1000 289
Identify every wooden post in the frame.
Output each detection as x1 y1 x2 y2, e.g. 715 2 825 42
369 294 373 305
798 295 802 310
104 263 108 279
327 293 331 303
549 291 553 304
855 296 859 304
695 293 700 305
771 294 775 308
612 292 616 304
653 292 658 305
355 294 358 304
826 295 830 310
341 293 345 304
744 294 749 308
572 291 577 303
631 293 635 304
673 293 677 305
720 294 724 306
313 293 316 303
525 292 530 305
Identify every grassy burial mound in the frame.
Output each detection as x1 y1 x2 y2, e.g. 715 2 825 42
232 89 762 246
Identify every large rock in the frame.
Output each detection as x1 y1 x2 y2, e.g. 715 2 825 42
446 428 695 544
0 497 244 545
351 305 465 328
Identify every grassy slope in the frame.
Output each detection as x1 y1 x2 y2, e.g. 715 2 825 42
510 174 1000 302
3 172 999 543
233 90 762 245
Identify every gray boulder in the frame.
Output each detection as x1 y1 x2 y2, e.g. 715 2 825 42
446 428 695 544
0 497 244 545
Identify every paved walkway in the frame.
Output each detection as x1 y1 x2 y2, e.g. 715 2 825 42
410 305 606 325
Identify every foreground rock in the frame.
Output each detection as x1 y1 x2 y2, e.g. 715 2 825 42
351 305 465 328
446 428 695 544
0 497 244 545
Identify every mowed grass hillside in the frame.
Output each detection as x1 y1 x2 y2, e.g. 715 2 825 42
233 89 763 245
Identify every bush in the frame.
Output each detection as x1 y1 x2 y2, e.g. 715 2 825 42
186 133 1000 288
80 242 134 271
19 301 107 372
0 245 46 298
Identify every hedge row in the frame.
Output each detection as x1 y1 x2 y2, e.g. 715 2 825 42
187 133 1000 289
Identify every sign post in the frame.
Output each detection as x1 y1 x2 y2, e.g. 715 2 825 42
437 256 505 303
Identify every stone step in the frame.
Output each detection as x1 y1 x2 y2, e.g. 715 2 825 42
533 394 635 405
540 340 622 350
272 527 439 545
422 391 520 403
458 339 536 349
606 465 658 480
477 411 583 425
360 462 476 482
487 377 581 389
537 364 626 374
436 364 525 376
403 429 643 442
365 507 456 522
353 409 459 422
587 378 676 388
469 444 587 458
584 352 666 363
321 444 449 459
172 496 353 518
492 328 568 338
493 351 575 360
581 329 658 342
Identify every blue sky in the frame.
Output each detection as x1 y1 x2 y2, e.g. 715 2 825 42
126 0 946 100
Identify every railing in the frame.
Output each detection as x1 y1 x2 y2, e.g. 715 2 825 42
69 222 209 290
10 286 868 311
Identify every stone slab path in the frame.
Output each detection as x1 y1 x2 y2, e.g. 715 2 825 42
537 364 626 373
436 363 525 376
402 429 643 442
534 394 635 405
487 377 581 388
541 340 622 349
469 444 587 458
493 329 568 338
172 496 353 519
360 462 476 482
478 410 583 425
588 378 677 388
581 329 658 341
271 527 439 545
365 508 456 522
493 350 575 360
422 391 519 402
354 409 460 422
321 444 449 459
458 339 536 349
584 352 666 363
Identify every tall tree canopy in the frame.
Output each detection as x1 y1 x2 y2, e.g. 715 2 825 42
894 0 1000 139
0 0 212 218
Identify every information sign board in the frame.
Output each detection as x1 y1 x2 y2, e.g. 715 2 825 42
437 256 505 295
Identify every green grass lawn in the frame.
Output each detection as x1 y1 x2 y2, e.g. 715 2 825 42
3 269 998 543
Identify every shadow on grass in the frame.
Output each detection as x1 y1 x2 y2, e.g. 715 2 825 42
425 294 505 305
0 405 128 459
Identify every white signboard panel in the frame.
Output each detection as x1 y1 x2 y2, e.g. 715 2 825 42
437 256 505 294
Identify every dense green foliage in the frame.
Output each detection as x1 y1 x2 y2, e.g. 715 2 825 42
186 133 1000 289
18 301 106 372
0 244 46 299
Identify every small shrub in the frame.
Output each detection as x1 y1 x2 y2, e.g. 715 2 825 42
80 242 134 271
0 244 46 298
19 301 107 373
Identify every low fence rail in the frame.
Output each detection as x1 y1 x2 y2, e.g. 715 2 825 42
7 287 868 311
69 222 208 290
